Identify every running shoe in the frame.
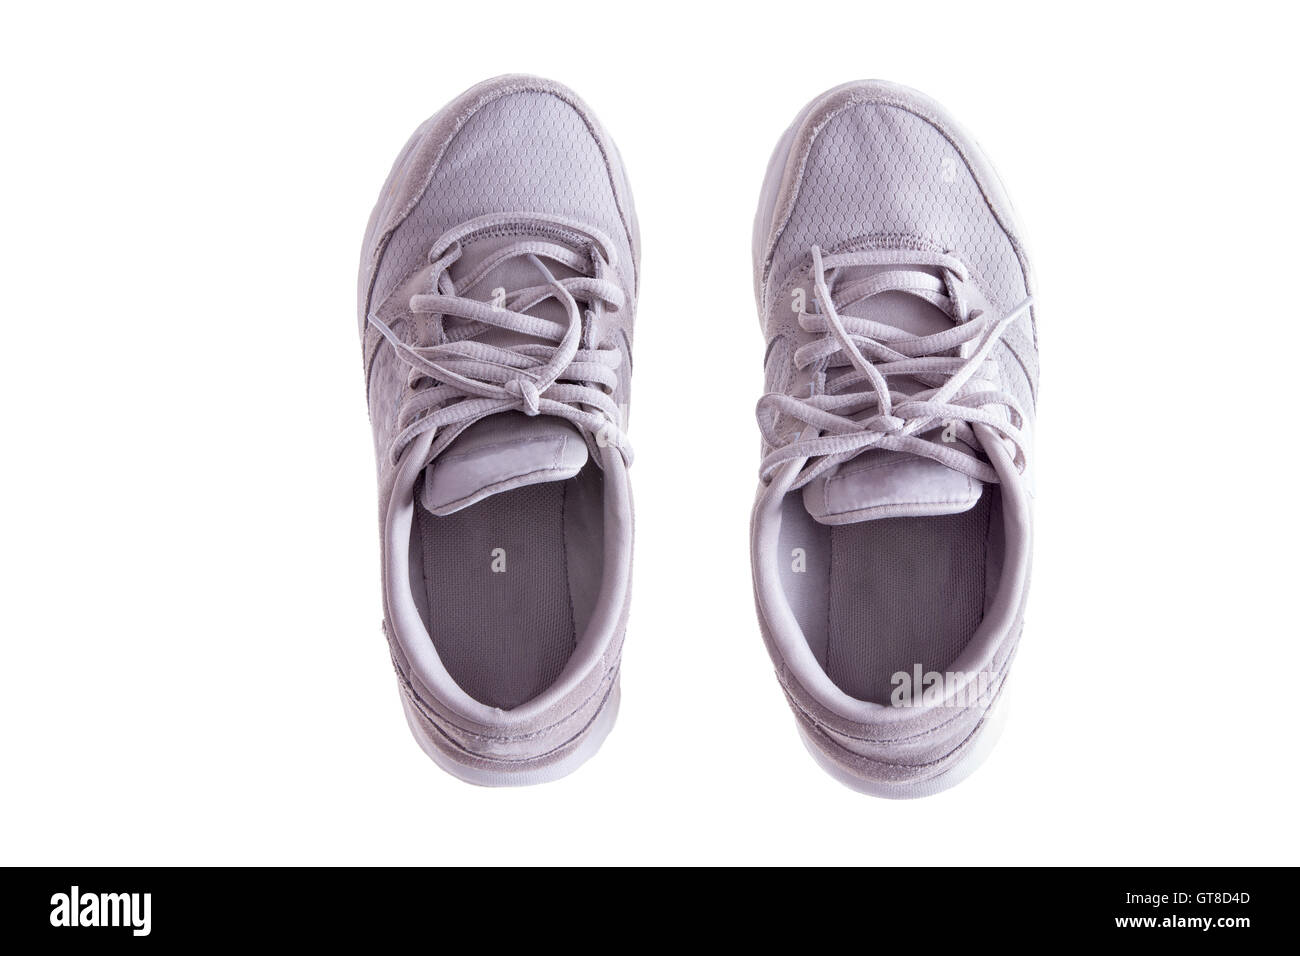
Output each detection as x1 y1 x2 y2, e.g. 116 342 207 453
750 80 1037 797
357 75 638 785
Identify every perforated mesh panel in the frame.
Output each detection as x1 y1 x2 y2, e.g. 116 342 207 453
773 104 1025 308
373 91 630 309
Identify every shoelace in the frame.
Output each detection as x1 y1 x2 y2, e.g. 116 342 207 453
757 246 1032 489
368 213 631 468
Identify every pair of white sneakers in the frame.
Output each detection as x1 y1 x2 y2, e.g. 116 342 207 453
357 75 1036 797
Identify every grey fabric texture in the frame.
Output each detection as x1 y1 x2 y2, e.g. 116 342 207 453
769 103 1026 315
356 75 639 785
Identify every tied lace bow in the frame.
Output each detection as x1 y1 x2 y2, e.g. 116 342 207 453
758 246 1032 489
368 214 631 468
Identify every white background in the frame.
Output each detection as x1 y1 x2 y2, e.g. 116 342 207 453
3 1 1296 866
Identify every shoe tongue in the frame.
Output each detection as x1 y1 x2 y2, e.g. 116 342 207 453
421 413 588 516
447 234 575 349
801 450 983 525
418 235 592 516
799 262 983 525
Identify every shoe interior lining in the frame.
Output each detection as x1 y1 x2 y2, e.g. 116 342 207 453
410 464 605 710
778 489 1003 705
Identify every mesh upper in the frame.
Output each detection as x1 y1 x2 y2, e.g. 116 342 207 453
372 91 632 310
766 101 1038 425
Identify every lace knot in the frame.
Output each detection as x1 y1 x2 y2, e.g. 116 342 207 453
871 414 907 434
755 246 1033 490
368 213 634 468
505 377 541 415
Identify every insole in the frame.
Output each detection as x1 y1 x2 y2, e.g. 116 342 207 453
826 496 992 704
414 481 575 709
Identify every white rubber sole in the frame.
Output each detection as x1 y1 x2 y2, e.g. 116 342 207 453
798 693 1008 799
400 683 621 787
